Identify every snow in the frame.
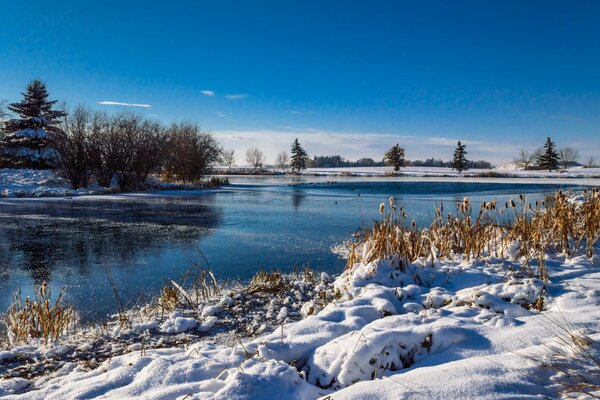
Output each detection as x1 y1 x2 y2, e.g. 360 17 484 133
4 247 600 399
1 191 600 398
159 312 198 334
0 168 98 197
301 165 600 178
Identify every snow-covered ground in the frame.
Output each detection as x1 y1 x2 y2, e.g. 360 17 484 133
0 169 214 198
303 165 600 178
0 169 101 197
2 227 600 397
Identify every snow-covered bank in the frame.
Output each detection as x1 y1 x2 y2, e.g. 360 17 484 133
1 191 599 399
0 169 101 197
0 169 225 198
303 165 600 178
2 254 599 399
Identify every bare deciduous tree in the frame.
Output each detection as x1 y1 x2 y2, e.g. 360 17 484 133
87 111 117 187
275 151 289 170
163 122 222 183
105 113 167 190
222 148 235 170
514 149 535 169
246 147 265 171
55 105 91 189
558 147 579 170
53 105 226 190
586 157 596 168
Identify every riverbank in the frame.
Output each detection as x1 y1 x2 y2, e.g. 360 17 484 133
0 169 228 198
2 167 600 199
1 190 599 399
217 165 600 179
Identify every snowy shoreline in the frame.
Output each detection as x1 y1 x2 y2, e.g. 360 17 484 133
2 167 600 199
0 169 224 199
1 190 599 398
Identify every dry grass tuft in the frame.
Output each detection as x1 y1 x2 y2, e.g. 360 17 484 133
247 268 287 294
353 189 600 281
5 282 76 345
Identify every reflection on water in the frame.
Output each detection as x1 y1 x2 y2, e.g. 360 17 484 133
0 179 581 319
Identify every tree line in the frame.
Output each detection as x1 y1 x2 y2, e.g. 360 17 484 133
514 137 594 171
0 80 222 189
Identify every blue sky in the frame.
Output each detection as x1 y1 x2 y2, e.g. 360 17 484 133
1 0 599 164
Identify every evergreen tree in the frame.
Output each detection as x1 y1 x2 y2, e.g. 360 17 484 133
384 143 405 172
452 141 468 173
1 80 66 168
537 137 560 171
289 138 308 173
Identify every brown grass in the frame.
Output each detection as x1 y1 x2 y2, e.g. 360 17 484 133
351 189 600 281
5 282 76 345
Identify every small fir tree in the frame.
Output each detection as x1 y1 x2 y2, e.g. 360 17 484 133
290 138 308 173
384 143 405 172
537 137 560 171
1 79 66 168
452 141 468 173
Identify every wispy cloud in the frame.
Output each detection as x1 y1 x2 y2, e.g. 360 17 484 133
290 110 316 115
550 114 581 122
225 94 248 100
201 90 215 96
216 111 227 117
97 101 151 108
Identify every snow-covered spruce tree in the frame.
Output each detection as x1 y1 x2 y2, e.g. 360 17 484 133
452 141 468 173
1 80 66 168
384 143 405 172
537 137 560 172
290 138 308 173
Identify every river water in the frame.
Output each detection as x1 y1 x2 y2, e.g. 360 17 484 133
0 177 582 319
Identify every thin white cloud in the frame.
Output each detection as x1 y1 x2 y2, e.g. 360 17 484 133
216 111 227 117
201 90 215 96
97 101 151 108
290 110 316 115
550 114 581 122
225 94 248 100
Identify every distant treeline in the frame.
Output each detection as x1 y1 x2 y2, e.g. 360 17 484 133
308 155 492 169
307 155 384 168
409 158 492 169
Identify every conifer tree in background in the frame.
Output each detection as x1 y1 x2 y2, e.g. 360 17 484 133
384 143 405 172
537 137 560 171
290 138 308 173
452 141 468 173
1 80 66 168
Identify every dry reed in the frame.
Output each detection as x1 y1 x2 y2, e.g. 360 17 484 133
350 190 600 282
5 282 76 345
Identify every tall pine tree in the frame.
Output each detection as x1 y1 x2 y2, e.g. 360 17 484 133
384 143 405 172
537 137 560 171
452 141 468 173
1 80 66 168
289 138 308 173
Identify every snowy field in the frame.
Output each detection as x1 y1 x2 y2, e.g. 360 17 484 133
303 164 600 178
1 192 600 399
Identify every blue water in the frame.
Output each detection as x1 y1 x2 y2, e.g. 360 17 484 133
0 178 581 319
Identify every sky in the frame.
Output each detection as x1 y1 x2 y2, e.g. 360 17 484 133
1 0 599 165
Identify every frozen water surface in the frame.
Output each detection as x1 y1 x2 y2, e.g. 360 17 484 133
0 177 583 318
